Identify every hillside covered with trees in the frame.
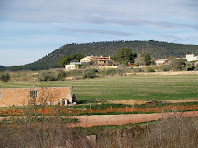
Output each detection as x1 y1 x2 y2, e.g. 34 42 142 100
0 66 5 69
4 40 198 71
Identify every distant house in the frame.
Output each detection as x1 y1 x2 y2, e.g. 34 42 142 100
70 62 81 65
65 64 79 71
155 59 168 66
80 56 94 63
80 55 114 66
186 54 198 61
65 62 82 71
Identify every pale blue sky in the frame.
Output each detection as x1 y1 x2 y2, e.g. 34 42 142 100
0 0 198 66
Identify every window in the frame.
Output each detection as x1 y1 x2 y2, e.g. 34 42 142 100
30 90 38 98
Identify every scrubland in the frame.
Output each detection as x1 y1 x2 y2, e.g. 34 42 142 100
1 69 198 147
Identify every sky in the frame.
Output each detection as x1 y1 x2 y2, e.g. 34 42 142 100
0 0 198 66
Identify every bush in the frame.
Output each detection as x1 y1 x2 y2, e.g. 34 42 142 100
38 72 55 81
65 69 84 77
0 73 10 82
54 70 66 81
133 68 144 72
186 66 195 71
168 59 186 71
104 68 117 76
163 66 170 71
194 65 198 71
83 69 97 78
147 68 155 72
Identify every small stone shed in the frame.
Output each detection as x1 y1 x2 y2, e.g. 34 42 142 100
0 86 72 107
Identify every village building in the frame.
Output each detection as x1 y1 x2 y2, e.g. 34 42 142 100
80 56 94 63
65 62 81 71
185 54 198 61
0 86 73 107
155 59 169 66
80 55 114 66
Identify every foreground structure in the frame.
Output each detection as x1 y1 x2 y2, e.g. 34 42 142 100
0 86 72 107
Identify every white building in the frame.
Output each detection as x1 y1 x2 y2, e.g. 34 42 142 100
80 55 96 63
186 54 198 61
65 64 78 71
155 59 168 66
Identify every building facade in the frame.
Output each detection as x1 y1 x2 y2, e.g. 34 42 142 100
0 86 72 107
80 55 114 66
155 59 169 66
186 54 198 61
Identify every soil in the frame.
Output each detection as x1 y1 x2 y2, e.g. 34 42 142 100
71 111 198 127
108 100 146 105
1 110 198 128
109 99 198 105
126 71 198 76
1 99 198 128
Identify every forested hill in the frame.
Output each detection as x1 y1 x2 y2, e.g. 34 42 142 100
6 40 198 71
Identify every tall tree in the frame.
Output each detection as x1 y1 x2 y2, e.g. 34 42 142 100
59 55 71 67
144 53 151 66
59 53 84 67
116 48 137 65
70 53 84 62
135 54 146 66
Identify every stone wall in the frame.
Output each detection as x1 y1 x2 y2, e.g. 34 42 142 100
0 87 72 107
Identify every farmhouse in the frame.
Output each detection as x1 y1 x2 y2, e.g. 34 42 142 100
185 54 198 61
65 62 82 71
155 59 168 66
0 86 72 107
80 55 114 66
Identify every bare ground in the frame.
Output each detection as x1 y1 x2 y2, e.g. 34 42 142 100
1 110 198 128
108 99 198 105
71 111 198 127
126 71 198 76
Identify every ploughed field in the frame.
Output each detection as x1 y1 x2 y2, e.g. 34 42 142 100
1 101 198 128
1 101 198 116
1 75 198 101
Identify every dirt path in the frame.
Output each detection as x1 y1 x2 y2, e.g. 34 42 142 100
1 111 198 128
126 71 198 76
71 111 198 127
109 99 198 105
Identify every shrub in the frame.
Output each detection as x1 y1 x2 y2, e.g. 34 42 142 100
194 65 198 71
38 72 55 81
0 73 10 82
168 59 186 71
83 69 97 78
104 68 117 76
185 62 194 71
163 66 170 71
65 69 84 77
186 66 195 71
133 68 144 72
147 68 155 72
54 70 66 81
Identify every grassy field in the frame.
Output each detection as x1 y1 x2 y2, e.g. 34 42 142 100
1 75 198 101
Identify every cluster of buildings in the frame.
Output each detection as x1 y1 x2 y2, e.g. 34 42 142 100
66 54 198 70
65 55 115 71
155 54 198 66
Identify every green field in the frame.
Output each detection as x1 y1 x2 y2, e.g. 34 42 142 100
1 75 198 101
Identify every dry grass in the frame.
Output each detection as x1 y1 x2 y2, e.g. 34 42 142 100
1 111 198 148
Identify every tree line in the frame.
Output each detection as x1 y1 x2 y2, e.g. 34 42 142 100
112 48 151 66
